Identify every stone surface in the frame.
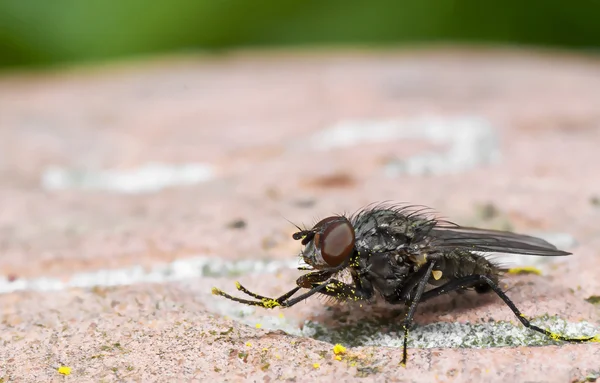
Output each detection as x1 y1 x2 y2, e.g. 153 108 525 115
1 47 600 382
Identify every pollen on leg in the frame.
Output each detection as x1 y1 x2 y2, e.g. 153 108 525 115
260 298 281 308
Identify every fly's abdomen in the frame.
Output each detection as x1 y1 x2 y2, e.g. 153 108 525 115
434 250 500 289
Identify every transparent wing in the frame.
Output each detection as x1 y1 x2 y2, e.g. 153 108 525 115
427 225 570 256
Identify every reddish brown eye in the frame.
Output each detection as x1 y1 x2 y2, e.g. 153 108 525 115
311 216 341 250
315 217 355 267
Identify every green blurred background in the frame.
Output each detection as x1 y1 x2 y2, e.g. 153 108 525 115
1 0 599 70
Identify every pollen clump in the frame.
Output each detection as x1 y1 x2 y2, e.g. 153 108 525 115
313 363 320 369
507 266 542 276
57 366 71 375
255 323 262 329
431 270 443 280
333 344 347 355
261 299 280 308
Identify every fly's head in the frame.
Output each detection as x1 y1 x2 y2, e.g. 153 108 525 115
292 215 356 270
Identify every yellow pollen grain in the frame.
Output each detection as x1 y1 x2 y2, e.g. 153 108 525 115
57 366 71 375
245 342 252 347
333 344 347 355
432 270 443 280
313 363 320 369
255 323 262 329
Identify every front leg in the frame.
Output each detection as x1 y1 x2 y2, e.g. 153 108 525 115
211 284 302 308
211 270 335 308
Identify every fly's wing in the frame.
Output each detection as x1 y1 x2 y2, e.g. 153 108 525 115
427 224 571 256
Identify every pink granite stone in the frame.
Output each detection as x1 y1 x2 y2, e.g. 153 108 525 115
1 48 599 382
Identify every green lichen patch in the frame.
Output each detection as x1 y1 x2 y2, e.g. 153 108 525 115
585 295 600 305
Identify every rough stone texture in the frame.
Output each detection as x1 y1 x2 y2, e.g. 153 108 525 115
1 47 600 382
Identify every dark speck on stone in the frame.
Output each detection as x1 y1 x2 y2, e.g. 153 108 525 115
476 202 500 221
303 173 356 189
227 219 247 229
293 198 316 208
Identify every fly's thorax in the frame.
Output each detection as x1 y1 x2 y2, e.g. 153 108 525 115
351 206 436 245
362 252 411 298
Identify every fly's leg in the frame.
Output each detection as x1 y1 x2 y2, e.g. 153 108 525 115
211 270 333 309
399 261 436 367
238 283 301 302
211 285 302 308
419 274 599 343
394 262 434 304
305 279 374 302
212 283 339 308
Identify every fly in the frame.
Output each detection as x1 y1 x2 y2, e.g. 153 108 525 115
211 203 598 366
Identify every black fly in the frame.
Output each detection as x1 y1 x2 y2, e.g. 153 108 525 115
212 203 598 366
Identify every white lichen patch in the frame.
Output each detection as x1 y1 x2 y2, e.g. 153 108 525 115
41 162 215 193
304 318 600 348
0 257 299 294
208 290 599 350
299 116 501 175
301 316 599 349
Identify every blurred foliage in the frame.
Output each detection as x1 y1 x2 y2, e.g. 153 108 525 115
1 0 599 69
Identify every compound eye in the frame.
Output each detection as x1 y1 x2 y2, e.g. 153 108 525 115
314 217 355 267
